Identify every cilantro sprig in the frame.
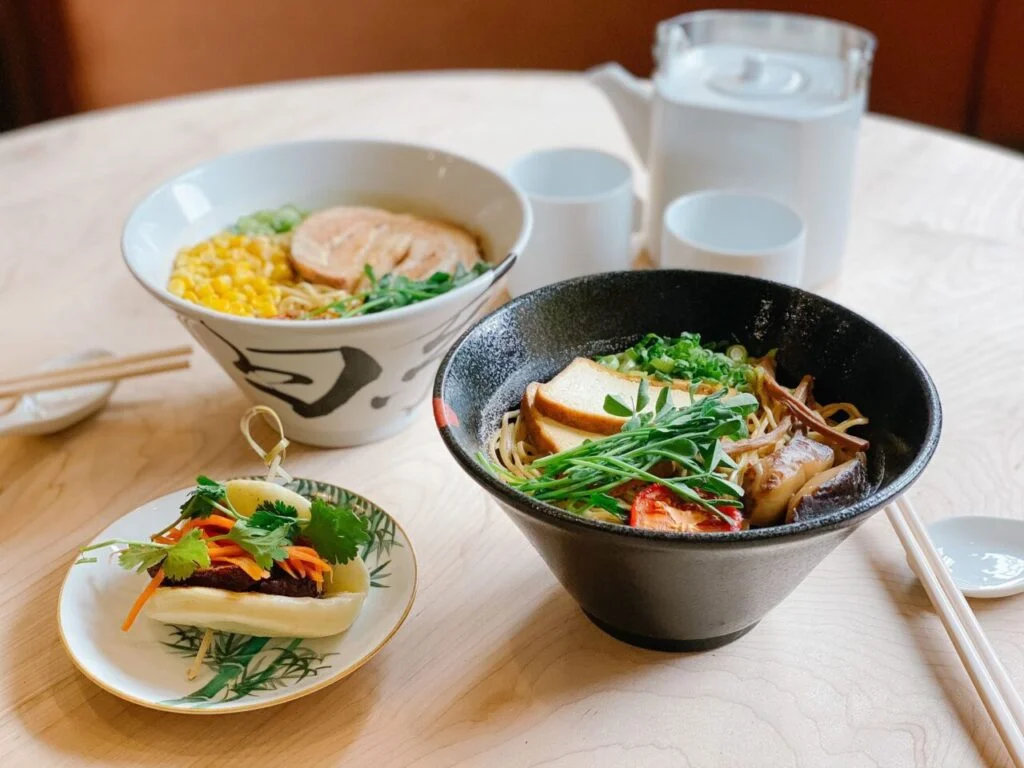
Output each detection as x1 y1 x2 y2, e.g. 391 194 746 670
302 498 371 564
79 529 212 581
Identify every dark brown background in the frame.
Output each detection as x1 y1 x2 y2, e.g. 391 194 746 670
1 0 1021 148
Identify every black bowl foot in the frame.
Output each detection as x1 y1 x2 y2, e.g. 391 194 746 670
584 611 759 652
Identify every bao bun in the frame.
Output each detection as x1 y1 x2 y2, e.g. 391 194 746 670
144 553 371 638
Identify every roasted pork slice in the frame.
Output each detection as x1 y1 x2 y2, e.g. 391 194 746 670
533 358 694 435
152 563 321 598
289 205 482 291
743 435 835 527
786 457 869 523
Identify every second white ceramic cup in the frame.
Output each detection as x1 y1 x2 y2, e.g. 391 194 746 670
506 148 638 296
660 190 806 286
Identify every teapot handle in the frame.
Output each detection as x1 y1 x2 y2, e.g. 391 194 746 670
585 63 653 165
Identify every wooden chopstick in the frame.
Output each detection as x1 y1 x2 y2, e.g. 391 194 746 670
0 345 192 388
0 355 191 400
887 497 1024 767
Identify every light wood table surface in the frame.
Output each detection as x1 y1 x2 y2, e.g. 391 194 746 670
2 72 1023 768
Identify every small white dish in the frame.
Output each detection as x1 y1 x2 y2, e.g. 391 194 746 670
927 516 1024 599
660 190 805 286
59 478 416 713
0 349 116 437
505 147 640 297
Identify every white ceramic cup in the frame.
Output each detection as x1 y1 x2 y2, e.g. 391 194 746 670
660 190 806 286
506 148 638 296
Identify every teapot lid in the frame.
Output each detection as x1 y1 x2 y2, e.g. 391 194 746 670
655 10 875 115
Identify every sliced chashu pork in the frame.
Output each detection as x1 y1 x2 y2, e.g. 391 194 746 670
534 358 695 435
742 435 835 527
289 205 482 291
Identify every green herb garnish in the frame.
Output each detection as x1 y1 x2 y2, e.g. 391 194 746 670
302 498 371 564
225 521 293 570
79 529 212 580
486 382 757 522
596 332 754 390
313 262 490 318
250 500 300 538
177 475 227 521
231 204 308 236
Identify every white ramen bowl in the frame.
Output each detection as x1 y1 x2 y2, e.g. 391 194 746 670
123 139 531 447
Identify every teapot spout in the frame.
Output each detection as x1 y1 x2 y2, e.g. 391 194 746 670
585 63 652 165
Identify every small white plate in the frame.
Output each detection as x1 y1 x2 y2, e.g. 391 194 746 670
928 516 1024 599
0 349 116 437
59 478 416 713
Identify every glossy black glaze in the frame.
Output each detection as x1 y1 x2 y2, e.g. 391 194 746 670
433 270 942 650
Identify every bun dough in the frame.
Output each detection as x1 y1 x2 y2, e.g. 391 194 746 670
144 557 370 638
225 479 312 522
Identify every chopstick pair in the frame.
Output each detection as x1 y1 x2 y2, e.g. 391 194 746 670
0 345 193 400
888 496 1024 767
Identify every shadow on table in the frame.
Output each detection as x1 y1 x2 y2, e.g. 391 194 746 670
418 583 697 747
853 533 1000 766
9 550 382 764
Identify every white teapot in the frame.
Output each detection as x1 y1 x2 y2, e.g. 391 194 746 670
588 11 875 287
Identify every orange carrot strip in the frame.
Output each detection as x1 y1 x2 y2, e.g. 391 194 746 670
289 558 308 579
191 514 236 530
207 544 247 558
122 568 165 632
218 556 268 581
151 535 177 545
308 567 323 585
287 549 329 567
278 561 297 578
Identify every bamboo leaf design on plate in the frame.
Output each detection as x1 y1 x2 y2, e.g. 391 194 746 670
161 626 335 707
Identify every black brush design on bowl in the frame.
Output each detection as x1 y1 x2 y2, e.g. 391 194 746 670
433 270 941 651
197 322 382 418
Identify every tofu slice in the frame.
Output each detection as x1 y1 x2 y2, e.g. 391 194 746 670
520 383 603 454
534 358 693 435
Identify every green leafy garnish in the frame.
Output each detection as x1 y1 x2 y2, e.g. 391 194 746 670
493 382 757 523
250 500 300 538
116 542 172 574
161 530 213 579
80 529 212 581
596 332 754 390
226 520 293 570
302 498 371 564
232 204 308 236
178 475 227 520
313 262 490 318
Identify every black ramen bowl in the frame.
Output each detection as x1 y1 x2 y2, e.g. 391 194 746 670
433 271 941 651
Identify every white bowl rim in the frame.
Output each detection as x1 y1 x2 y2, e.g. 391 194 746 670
121 137 532 330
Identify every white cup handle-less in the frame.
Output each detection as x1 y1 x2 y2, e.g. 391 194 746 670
660 190 806 286
506 148 637 297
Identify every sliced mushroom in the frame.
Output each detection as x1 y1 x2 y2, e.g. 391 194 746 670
786 456 869 524
743 435 835 527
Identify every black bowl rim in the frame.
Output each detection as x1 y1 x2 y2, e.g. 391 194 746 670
433 269 943 544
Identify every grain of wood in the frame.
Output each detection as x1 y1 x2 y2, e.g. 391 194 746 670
0 72 1022 768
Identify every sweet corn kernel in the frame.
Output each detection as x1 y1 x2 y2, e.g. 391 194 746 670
170 230 296 318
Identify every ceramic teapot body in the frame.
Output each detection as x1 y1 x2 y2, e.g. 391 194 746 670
588 11 875 287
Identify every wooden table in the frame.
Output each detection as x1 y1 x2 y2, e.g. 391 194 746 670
1 72 1023 767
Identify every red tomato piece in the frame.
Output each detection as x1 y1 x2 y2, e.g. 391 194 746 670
629 484 743 533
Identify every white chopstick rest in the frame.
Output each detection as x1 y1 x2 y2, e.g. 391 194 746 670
888 497 1024 767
